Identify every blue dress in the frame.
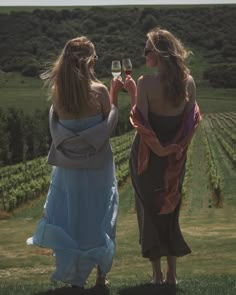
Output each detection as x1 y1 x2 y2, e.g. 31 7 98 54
27 114 119 287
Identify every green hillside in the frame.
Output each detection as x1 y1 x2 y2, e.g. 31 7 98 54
0 51 236 114
0 4 236 295
0 5 235 85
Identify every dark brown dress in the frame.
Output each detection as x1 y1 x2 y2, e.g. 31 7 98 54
129 112 191 261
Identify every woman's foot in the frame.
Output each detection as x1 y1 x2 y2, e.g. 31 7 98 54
165 272 178 285
96 266 109 286
95 276 109 286
151 272 164 285
166 256 177 285
151 259 163 285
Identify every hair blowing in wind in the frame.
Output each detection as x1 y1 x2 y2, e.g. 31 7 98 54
147 27 190 107
41 36 99 116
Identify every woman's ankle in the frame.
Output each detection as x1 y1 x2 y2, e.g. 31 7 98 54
152 271 163 284
95 275 109 286
165 271 177 284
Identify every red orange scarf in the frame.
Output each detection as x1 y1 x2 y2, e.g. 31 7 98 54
130 102 202 214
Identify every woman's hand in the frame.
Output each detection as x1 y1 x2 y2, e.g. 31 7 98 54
110 76 124 93
110 77 124 106
124 75 137 107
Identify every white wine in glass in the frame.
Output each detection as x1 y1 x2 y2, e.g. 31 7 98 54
122 58 133 76
111 60 121 77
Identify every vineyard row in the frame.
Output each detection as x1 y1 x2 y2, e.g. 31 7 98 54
0 131 134 211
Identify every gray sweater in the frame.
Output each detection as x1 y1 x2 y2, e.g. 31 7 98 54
47 104 118 169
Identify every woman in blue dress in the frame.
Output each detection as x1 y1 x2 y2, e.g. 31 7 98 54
27 36 123 288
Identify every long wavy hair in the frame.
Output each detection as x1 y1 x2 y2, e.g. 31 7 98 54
41 36 99 115
147 27 190 107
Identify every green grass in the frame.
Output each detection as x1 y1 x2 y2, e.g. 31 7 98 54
0 124 236 294
1 183 236 294
0 72 50 113
0 275 236 295
1 160 236 293
0 71 135 113
197 86 236 113
1 49 236 113
0 6 91 13
0 35 236 294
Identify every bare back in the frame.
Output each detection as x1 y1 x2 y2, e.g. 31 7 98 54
136 74 196 118
54 82 111 120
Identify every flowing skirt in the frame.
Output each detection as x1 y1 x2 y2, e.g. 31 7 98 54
27 115 119 287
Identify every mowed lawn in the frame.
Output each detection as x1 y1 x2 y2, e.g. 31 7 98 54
0 72 132 113
1 72 236 114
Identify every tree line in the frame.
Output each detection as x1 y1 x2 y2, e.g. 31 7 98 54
0 107 50 166
0 5 236 166
0 104 132 167
0 5 235 87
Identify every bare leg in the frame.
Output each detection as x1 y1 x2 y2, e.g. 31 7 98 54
96 266 108 286
151 258 163 284
166 256 177 285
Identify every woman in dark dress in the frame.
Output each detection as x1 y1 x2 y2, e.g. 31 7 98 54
123 27 201 285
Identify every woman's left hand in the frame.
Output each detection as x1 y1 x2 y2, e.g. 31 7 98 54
110 76 124 94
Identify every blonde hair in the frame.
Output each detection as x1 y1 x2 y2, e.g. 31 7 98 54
41 36 99 115
147 27 190 107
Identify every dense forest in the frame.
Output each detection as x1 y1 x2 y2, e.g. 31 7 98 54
0 5 236 166
0 5 236 86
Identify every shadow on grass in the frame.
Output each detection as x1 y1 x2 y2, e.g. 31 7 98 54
34 285 110 295
118 283 180 295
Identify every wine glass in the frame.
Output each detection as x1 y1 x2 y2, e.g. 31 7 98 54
122 58 133 76
111 60 121 78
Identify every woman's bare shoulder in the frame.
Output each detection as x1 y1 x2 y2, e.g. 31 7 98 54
137 74 156 87
138 74 156 81
91 82 108 93
185 75 196 112
187 75 195 87
91 82 110 116
187 75 196 99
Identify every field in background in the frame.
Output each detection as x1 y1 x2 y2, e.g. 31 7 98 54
0 26 236 295
0 114 236 294
1 49 236 114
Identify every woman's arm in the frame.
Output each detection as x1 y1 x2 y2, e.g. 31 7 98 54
124 75 137 107
109 77 124 107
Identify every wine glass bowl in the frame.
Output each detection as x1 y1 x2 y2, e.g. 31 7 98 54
111 60 121 78
122 58 132 76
